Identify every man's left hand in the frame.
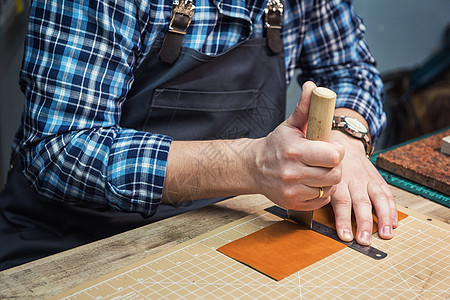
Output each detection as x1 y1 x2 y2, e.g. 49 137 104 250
330 130 398 245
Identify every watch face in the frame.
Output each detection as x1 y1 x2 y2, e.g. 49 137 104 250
345 117 368 133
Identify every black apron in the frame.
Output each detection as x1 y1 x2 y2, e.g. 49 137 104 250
0 37 286 270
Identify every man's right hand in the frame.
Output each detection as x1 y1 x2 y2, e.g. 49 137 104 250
251 81 344 210
163 81 344 213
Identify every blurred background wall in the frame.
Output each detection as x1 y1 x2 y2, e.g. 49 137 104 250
1 0 450 187
287 1 450 145
0 0 28 187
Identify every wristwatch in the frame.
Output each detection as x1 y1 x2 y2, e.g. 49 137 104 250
332 116 374 158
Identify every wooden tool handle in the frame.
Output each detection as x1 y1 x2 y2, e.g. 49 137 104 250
306 87 337 142
287 87 336 228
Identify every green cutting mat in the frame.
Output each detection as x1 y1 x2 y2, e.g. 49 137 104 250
371 127 449 208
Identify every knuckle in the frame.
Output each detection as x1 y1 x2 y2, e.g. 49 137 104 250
358 218 373 228
385 189 395 202
372 189 388 202
379 216 392 226
334 218 351 229
333 196 352 207
329 167 342 184
282 187 297 202
282 147 298 160
326 185 337 197
353 195 371 207
391 207 398 217
280 169 298 183
330 151 342 166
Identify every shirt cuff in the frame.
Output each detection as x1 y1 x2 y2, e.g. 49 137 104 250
106 130 173 217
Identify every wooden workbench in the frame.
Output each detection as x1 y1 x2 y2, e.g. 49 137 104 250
0 186 449 299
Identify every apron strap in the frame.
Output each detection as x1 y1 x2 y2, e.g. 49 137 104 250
159 0 195 64
159 0 284 64
264 0 284 54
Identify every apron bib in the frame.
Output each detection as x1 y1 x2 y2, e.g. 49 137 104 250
0 37 286 270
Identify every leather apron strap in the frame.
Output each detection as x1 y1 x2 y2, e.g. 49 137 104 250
159 0 195 64
159 0 284 64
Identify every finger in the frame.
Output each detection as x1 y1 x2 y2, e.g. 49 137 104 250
282 163 341 187
282 195 330 211
294 185 335 202
299 140 345 168
283 185 335 210
331 184 354 242
305 185 336 201
302 196 331 210
368 181 394 239
381 183 398 228
285 81 317 134
350 181 373 245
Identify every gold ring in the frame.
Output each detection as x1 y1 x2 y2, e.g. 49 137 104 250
317 187 324 199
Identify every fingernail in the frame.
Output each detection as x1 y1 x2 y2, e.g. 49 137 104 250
359 231 372 244
341 229 353 241
382 225 393 236
392 217 398 227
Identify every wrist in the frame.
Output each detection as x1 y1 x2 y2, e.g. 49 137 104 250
225 138 263 195
163 139 258 203
331 130 366 156
332 115 373 158
243 137 266 195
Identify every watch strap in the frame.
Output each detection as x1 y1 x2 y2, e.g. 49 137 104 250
332 116 373 158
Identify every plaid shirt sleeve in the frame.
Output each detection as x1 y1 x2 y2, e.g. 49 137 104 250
16 0 172 216
297 0 386 144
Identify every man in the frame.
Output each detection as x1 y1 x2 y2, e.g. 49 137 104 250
0 0 397 270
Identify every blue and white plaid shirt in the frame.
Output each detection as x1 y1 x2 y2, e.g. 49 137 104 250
13 0 385 216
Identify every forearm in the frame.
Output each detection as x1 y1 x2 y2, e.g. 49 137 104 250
163 82 345 211
162 139 259 203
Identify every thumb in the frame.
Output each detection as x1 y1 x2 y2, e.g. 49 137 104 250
285 81 317 135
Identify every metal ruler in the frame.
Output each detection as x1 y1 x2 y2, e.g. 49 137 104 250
265 206 387 260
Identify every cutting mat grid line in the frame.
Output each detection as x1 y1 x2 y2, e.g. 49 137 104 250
58 214 450 300
61 214 277 299
385 250 419 298
297 272 302 299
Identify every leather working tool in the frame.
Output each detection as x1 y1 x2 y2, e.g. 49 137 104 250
283 88 387 259
287 87 336 229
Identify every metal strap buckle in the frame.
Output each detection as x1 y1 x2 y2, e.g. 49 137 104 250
264 0 283 29
169 0 195 35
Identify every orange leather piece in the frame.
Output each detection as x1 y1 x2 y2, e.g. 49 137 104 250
217 204 408 281
218 219 346 281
